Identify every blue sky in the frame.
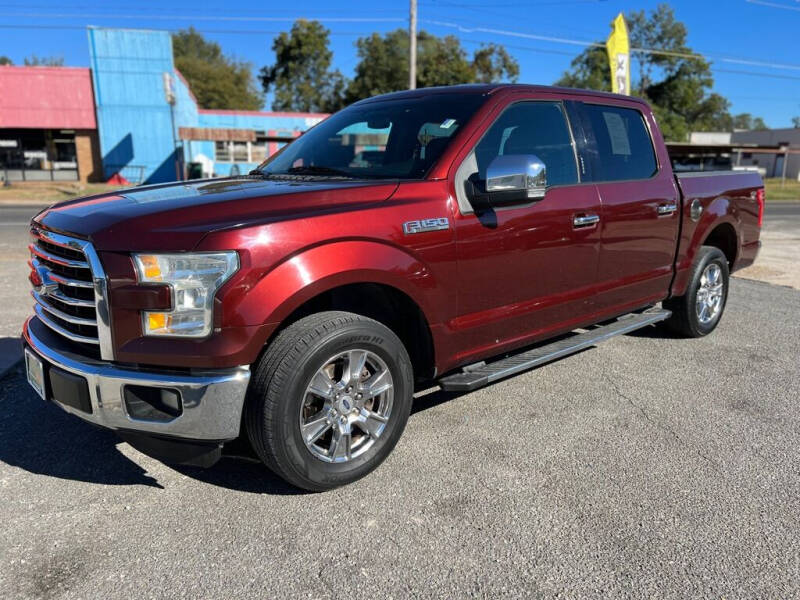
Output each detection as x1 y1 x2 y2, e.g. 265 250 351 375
1 0 799 127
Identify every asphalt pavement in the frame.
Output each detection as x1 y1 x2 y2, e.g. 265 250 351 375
0 203 799 597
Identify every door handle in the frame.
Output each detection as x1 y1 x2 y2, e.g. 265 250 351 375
573 213 600 228
657 202 678 215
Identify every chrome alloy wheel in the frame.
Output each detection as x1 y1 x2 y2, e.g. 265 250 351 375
696 263 724 325
299 349 394 463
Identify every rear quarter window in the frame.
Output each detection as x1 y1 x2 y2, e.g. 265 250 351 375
584 104 657 182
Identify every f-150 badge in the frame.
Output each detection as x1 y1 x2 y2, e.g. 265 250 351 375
403 218 450 235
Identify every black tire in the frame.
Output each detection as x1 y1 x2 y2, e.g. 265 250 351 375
663 246 730 338
244 311 413 491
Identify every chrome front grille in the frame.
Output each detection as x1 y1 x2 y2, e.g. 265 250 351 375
29 227 113 360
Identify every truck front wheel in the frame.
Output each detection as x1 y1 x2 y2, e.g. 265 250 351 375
664 246 730 337
245 311 413 491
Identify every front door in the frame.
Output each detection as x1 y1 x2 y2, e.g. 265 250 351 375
449 99 602 367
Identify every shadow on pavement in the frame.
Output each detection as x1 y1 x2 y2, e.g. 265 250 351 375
0 367 307 494
174 457 306 496
0 366 163 488
624 323 685 339
0 336 23 377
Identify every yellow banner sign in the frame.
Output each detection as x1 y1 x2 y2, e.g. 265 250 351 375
606 13 630 95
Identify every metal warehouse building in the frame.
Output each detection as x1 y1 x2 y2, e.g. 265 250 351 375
0 27 327 185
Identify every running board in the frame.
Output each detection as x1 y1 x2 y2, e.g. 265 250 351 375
438 309 671 392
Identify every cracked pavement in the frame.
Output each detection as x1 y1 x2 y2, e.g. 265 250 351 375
0 277 798 598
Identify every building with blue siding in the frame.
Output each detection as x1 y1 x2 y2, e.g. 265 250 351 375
86 27 328 184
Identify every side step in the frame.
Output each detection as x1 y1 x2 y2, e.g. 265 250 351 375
438 309 671 392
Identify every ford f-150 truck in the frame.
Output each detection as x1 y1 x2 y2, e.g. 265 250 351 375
22 84 763 491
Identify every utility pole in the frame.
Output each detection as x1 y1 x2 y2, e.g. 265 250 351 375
409 0 417 90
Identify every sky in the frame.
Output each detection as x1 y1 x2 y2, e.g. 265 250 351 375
1 0 799 128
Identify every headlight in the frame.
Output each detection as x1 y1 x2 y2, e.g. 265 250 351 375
132 252 239 338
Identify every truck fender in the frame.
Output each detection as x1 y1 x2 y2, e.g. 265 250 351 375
672 195 740 297
236 240 443 331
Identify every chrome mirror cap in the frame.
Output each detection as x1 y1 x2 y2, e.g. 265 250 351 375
486 154 547 200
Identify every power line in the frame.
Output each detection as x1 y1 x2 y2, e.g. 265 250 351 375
0 24 368 36
0 12 406 23
4 8 799 74
745 0 800 12
422 18 800 72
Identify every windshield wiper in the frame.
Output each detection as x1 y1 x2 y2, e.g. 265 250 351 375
286 165 353 177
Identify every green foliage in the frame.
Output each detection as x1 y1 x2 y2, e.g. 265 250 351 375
260 20 347 113
23 55 64 66
173 28 263 111
731 113 769 131
0 56 12 66
472 43 521 84
262 22 520 111
556 45 610 91
793 116 800 128
345 29 519 103
555 4 768 141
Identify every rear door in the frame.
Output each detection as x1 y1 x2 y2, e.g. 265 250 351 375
449 97 602 365
575 101 680 313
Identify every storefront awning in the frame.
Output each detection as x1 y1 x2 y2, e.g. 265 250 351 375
178 127 256 142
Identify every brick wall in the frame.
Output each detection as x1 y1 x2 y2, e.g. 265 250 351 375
75 130 102 183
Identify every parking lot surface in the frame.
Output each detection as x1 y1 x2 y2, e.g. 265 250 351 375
2 202 799 597
1 275 798 598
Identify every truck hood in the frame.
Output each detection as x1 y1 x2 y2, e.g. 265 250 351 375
34 177 399 252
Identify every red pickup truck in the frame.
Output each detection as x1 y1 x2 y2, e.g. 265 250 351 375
23 84 763 490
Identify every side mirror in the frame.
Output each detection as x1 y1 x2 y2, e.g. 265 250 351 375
485 154 547 204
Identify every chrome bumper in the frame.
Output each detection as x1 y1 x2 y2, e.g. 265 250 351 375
22 317 251 441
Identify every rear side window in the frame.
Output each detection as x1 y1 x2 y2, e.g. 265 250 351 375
583 104 657 182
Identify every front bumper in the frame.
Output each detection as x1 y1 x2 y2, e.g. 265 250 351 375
22 317 251 463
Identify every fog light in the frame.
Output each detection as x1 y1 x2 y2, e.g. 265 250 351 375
123 385 182 422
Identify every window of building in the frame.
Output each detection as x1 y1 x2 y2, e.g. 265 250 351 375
583 104 657 182
250 132 268 163
232 141 249 162
215 141 232 162
215 140 255 163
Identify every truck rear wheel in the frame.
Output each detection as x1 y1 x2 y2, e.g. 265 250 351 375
244 311 413 491
663 246 729 338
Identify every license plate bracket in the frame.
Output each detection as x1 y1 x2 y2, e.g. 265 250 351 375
24 348 46 401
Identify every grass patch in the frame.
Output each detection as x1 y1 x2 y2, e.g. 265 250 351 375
764 178 800 202
0 182 125 204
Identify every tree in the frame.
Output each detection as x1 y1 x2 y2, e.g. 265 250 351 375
472 43 520 84
555 45 609 91
555 4 767 141
23 55 64 66
0 56 12 66
173 28 263 111
731 113 768 131
260 20 347 113
345 29 519 104
793 116 800 128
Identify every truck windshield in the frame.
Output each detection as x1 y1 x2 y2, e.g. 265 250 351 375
256 93 487 180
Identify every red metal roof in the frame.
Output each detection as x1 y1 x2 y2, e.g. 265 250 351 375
0 66 97 129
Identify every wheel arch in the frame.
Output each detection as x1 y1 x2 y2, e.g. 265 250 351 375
702 221 738 269
278 282 437 384
240 240 443 384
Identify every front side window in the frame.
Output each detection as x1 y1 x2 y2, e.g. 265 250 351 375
472 101 579 187
257 93 488 180
582 104 657 182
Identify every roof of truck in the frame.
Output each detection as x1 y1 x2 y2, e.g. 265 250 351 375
354 83 650 107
